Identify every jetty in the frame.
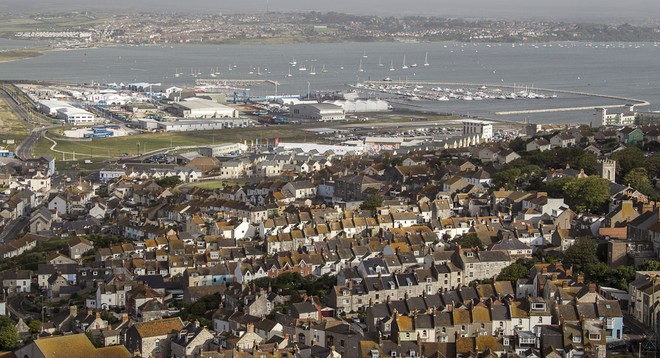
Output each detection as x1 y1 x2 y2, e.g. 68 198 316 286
196 78 280 86
362 80 651 115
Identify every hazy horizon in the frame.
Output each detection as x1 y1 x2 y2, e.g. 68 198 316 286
2 0 660 23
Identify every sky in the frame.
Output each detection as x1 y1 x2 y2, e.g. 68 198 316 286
2 0 660 22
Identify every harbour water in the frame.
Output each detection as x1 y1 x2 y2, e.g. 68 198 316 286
1 41 659 124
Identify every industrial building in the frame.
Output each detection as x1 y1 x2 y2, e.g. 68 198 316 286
324 99 390 113
172 98 239 119
199 143 245 157
463 119 493 141
38 100 95 125
157 118 254 132
289 103 345 121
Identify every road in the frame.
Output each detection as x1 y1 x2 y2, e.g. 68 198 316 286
0 216 29 243
0 87 56 160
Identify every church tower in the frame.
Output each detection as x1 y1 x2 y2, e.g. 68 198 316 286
598 158 616 182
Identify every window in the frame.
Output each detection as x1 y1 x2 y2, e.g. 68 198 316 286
572 336 581 343
461 325 466 332
155 339 160 353
538 317 543 323
499 322 504 327
440 336 448 342
531 303 545 310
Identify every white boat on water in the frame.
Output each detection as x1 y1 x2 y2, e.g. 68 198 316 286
424 52 429 66
298 62 307 71
402 55 409 69
289 57 297 66
363 50 368 58
389 60 395 72
378 56 384 67
309 65 317 76
358 59 364 72
287 67 292 77
322 64 327 73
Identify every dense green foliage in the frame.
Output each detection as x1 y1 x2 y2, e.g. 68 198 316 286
253 272 336 299
459 233 485 250
360 194 384 212
561 176 611 213
563 238 599 273
177 293 222 330
155 176 182 188
0 316 19 351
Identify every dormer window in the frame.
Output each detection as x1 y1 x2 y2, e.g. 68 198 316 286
531 303 545 310
466 251 474 257
573 336 581 343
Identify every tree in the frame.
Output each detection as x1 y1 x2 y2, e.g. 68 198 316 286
574 152 598 175
563 238 598 273
509 137 526 152
585 262 612 284
543 177 576 198
562 176 611 213
155 176 182 188
611 146 646 178
360 194 383 212
493 168 522 190
623 167 658 200
27 319 42 334
459 233 484 250
0 323 19 351
497 263 529 283
640 260 660 271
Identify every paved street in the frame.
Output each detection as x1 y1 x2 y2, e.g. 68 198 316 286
0 87 56 160
0 216 29 243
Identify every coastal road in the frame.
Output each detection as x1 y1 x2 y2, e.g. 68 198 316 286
0 87 56 160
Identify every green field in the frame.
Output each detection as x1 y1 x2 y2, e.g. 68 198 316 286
27 111 469 170
0 96 30 146
180 180 240 190
34 125 315 162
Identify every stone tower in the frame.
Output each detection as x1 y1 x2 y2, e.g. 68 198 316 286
598 158 616 182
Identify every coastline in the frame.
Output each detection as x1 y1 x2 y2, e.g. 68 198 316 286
0 47 46 63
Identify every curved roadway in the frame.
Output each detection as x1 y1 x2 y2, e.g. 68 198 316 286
0 87 56 160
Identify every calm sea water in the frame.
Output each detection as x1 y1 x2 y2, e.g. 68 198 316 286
0 38 46 51
1 41 659 124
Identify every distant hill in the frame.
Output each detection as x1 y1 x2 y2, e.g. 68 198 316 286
1 0 659 24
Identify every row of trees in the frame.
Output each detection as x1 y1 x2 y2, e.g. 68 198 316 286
496 239 660 292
